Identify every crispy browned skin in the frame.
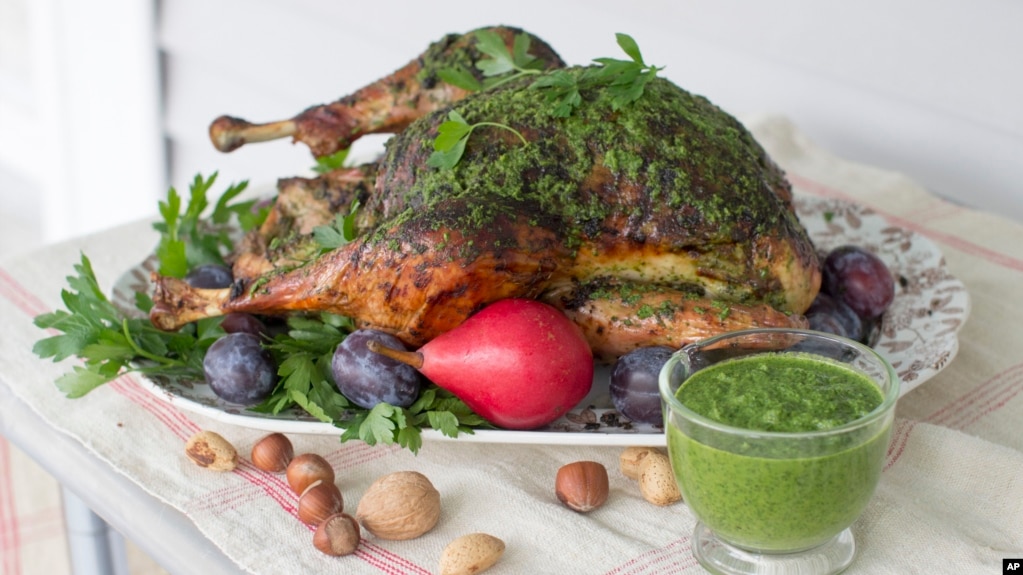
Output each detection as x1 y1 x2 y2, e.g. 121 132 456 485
151 28 821 361
548 286 807 362
152 197 567 342
208 26 565 158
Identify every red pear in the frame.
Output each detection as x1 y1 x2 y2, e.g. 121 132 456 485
367 299 593 429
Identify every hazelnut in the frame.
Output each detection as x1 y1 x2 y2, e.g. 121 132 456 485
619 446 663 480
251 433 294 473
286 453 335 495
439 533 505 575
184 430 237 472
298 480 344 525
555 460 609 513
637 451 681 506
313 513 361 556
355 471 440 540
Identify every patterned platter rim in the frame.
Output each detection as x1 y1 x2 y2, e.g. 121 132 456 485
115 195 971 446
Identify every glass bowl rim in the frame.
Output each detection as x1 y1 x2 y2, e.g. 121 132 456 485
658 327 900 440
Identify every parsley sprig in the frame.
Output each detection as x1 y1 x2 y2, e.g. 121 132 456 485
531 33 664 117
437 29 546 92
257 313 355 422
311 200 361 253
427 110 527 170
33 256 225 397
153 173 268 278
338 388 489 454
439 30 662 118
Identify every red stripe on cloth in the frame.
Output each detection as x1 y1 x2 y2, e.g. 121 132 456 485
951 386 1023 431
185 481 284 516
789 173 1023 273
355 541 434 575
603 537 700 575
0 439 23 575
883 419 918 472
231 463 299 518
13 507 64 546
108 377 195 441
0 268 50 318
935 367 1023 431
108 377 301 515
328 442 398 471
925 364 1023 428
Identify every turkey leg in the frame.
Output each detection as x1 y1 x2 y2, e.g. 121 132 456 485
208 26 565 157
150 196 570 345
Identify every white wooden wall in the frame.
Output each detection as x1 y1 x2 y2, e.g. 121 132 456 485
158 0 1023 223
0 0 163 244
2 0 1021 248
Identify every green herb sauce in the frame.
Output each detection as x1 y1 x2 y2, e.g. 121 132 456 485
668 353 891 551
677 353 884 432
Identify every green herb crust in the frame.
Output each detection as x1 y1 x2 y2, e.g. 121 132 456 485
376 70 799 251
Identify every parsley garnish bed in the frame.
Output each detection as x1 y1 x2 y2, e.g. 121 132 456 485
33 255 223 397
33 174 487 453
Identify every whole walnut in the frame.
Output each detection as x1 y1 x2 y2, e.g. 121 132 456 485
355 471 441 540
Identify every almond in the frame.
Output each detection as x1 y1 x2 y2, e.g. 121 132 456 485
637 451 681 506
439 533 505 575
184 430 237 472
619 446 663 480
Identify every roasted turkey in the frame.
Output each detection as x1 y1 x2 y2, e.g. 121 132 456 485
150 26 821 362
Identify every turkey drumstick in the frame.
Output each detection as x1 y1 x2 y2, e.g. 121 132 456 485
208 26 566 157
151 196 569 343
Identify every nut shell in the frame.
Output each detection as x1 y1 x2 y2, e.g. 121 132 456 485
184 430 238 472
355 471 440 540
439 533 505 575
555 460 609 513
298 481 344 525
637 451 681 506
313 513 360 556
286 453 335 495
250 433 294 473
619 446 662 480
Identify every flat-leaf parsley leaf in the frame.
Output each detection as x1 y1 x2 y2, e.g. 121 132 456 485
427 110 527 170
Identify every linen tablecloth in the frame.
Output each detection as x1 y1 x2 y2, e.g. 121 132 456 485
2 115 1021 574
